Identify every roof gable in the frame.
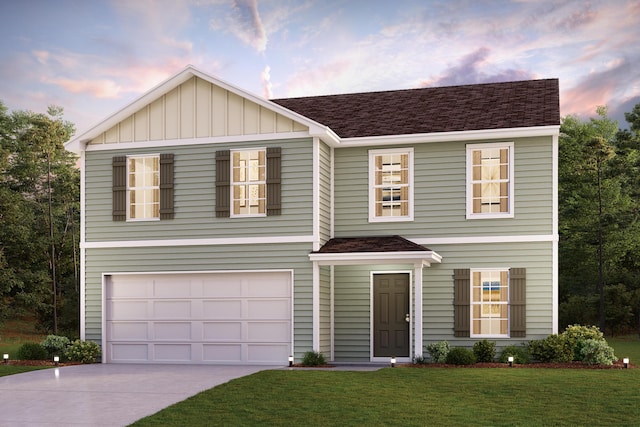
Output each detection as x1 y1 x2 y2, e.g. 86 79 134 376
273 79 560 138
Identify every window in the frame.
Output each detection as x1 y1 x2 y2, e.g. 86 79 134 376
232 149 266 216
471 269 509 337
215 148 281 218
466 143 514 219
369 148 413 222
128 155 160 220
453 268 526 338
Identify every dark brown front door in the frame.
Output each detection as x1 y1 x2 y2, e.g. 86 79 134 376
373 273 410 357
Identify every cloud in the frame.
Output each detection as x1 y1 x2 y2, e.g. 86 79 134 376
261 65 273 98
227 0 267 52
44 78 123 98
419 47 535 87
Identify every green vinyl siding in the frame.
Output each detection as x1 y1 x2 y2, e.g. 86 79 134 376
318 141 332 244
85 138 314 242
319 265 331 355
333 136 553 237
83 242 314 360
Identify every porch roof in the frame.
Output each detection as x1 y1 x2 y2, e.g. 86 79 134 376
309 236 442 266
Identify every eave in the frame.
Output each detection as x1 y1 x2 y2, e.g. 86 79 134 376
309 250 443 266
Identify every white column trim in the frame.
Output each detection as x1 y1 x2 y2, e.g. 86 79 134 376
79 150 86 340
414 262 423 358
312 261 320 351
552 133 559 333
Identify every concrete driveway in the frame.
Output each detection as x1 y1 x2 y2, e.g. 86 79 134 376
0 364 275 426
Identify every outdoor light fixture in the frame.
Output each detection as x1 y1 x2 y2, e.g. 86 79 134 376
288 355 294 367
623 357 629 369
53 356 59 367
508 356 514 368
391 356 396 368
3 354 8 364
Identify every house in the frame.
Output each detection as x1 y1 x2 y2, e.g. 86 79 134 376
65 65 560 364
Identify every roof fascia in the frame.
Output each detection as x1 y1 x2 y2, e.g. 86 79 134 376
309 250 443 266
333 125 560 148
65 65 337 153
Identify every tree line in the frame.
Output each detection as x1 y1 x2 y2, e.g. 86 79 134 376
1 99 640 336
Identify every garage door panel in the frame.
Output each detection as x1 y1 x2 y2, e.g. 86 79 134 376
154 344 192 361
247 299 290 319
106 272 292 364
203 322 242 340
203 344 243 362
247 321 290 341
154 301 191 318
203 300 242 318
153 322 192 340
110 322 149 340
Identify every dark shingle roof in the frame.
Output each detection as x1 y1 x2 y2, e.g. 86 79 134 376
273 79 559 138
314 236 430 253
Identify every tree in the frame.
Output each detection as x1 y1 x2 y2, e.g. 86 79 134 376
0 101 79 333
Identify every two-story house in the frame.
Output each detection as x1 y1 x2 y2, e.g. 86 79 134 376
66 65 560 364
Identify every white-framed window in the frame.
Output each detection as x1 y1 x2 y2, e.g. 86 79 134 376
471 269 509 338
231 149 266 216
466 142 514 219
369 148 413 222
127 154 160 221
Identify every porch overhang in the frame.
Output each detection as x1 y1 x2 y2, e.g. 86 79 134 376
308 235 442 266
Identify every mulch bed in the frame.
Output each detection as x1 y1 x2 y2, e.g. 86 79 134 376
3 360 82 367
402 360 634 369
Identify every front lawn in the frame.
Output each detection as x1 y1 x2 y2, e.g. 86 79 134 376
132 367 639 426
0 365 49 377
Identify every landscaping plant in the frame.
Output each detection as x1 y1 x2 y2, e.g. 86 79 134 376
16 342 48 360
498 345 531 364
472 339 496 362
445 347 476 365
426 341 450 363
301 350 326 366
65 339 101 363
40 335 71 359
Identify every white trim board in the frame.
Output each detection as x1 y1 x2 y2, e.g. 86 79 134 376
82 235 315 249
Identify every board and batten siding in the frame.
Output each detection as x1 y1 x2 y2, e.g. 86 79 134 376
333 136 554 237
84 243 314 360
90 76 307 146
330 242 553 361
84 138 314 242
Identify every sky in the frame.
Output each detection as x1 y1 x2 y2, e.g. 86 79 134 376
0 0 639 136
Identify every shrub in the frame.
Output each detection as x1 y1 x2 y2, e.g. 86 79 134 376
445 347 477 365
562 325 604 361
65 339 101 364
426 341 450 363
41 335 71 359
498 345 531 364
301 350 326 366
579 339 617 365
413 354 428 365
16 342 48 360
528 335 572 363
473 340 496 362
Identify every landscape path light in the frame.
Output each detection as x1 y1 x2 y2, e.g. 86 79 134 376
53 356 59 367
508 356 514 368
3 354 8 364
390 356 396 368
288 355 294 367
623 357 629 369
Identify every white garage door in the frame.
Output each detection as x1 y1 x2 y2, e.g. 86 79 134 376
105 271 292 364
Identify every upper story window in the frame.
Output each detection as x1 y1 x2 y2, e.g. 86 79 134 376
471 269 509 338
466 142 514 219
232 149 266 216
369 148 413 222
127 155 160 220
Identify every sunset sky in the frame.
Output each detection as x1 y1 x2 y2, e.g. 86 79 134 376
1 0 638 135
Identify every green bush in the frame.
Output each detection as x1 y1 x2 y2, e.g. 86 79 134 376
498 345 531 364
413 354 428 364
301 350 326 366
41 335 71 359
528 335 573 363
445 347 477 365
65 339 101 364
16 342 48 360
579 339 617 365
426 341 450 363
472 340 496 362
562 325 604 360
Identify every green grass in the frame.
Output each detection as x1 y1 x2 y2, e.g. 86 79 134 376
132 367 640 427
0 317 47 359
0 365 49 377
609 335 640 363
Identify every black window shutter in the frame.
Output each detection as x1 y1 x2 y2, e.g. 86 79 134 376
159 154 174 220
453 269 471 338
215 150 230 218
112 156 127 221
510 268 527 338
266 147 281 216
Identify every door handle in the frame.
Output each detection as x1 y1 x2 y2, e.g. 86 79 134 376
405 313 410 323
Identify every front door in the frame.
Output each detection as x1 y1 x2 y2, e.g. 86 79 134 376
373 273 410 358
